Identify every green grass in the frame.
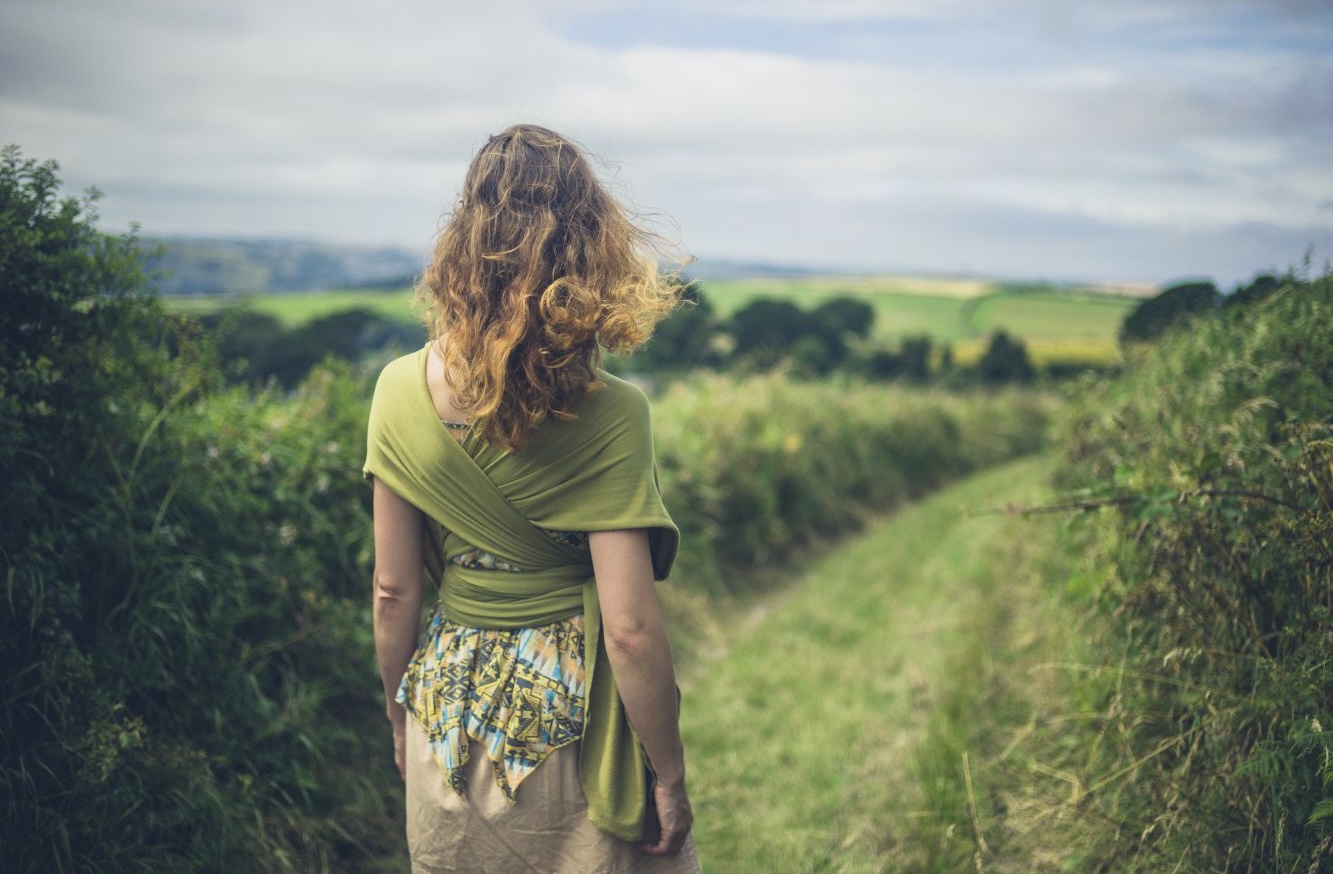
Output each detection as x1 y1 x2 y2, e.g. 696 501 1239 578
166 287 418 327
680 454 1077 873
966 291 1133 340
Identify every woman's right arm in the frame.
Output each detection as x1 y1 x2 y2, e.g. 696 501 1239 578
589 528 693 856
372 476 426 780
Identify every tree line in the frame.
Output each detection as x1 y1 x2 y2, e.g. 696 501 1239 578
201 286 1042 388
202 273 1288 391
633 285 1041 383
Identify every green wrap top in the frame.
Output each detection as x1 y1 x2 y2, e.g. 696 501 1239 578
363 346 678 840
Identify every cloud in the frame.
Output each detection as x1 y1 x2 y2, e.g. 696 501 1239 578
2 0 1328 282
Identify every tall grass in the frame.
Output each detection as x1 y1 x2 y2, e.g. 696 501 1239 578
947 275 1333 873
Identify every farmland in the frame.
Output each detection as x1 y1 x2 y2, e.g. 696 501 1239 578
703 276 1140 366
167 286 418 326
165 273 1142 368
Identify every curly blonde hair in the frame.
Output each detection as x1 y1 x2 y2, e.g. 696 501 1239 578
417 124 683 451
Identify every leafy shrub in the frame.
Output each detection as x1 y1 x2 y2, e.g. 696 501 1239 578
198 304 425 387
634 282 723 371
1 147 399 873
1055 274 1333 872
654 373 1054 592
1118 279 1220 345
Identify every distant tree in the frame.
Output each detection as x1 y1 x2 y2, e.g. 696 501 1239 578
810 297 875 369
1223 273 1281 309
938 342 954 373
199 305 427 386
862 347 902 380
812 297 875 340
1120 280 1220 344
728 297 809 368
638 282 719 370
791 335 837 377
899 335 933 381
977 330 1035 383
295 307 387 354
198 308 288 378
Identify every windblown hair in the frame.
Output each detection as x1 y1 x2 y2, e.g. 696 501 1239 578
417 124 683 451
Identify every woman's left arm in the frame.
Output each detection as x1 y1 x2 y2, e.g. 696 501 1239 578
371 476 426 779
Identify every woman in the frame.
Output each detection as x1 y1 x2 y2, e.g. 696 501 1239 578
364 124 699 873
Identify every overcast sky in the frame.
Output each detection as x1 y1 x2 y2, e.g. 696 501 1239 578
3 0 1330 286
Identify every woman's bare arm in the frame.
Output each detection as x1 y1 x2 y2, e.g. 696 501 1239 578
589 528 693 855
372 476 426 778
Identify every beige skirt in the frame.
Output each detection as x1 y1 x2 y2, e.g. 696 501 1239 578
405 719 700 874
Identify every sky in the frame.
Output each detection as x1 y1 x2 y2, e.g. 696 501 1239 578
2 0 1331 287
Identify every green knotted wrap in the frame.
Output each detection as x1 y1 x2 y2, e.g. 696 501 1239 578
363 346 679 841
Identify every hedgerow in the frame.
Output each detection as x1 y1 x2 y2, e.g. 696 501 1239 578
1049 273 1333 872
653 373 1053 589
1 147 398 872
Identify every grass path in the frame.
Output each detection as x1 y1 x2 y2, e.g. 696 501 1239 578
679 454 1072 873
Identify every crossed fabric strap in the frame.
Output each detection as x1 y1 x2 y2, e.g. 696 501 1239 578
430 436 651 842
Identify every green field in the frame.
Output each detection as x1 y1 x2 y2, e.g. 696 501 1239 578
166 273 1144 367
166 287 419 326
701 276 1139 366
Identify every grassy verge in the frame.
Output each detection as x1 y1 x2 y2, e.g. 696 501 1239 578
679 454 1087 873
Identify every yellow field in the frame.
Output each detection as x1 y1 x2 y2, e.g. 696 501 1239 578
703 274 998 301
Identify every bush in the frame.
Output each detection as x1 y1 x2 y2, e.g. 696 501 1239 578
654 374 1055 592
1118 279 1220 345
636 283 722 371
198 304 426 387
0 148 398 873
1054 274 1333 872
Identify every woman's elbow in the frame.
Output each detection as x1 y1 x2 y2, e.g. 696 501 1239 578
373 569 421 604
602 619 663 660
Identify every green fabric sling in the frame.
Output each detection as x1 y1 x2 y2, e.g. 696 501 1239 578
363 346 679 841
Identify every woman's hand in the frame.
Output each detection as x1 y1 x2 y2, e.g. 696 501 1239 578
389 705 409 780
640 780 693 856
